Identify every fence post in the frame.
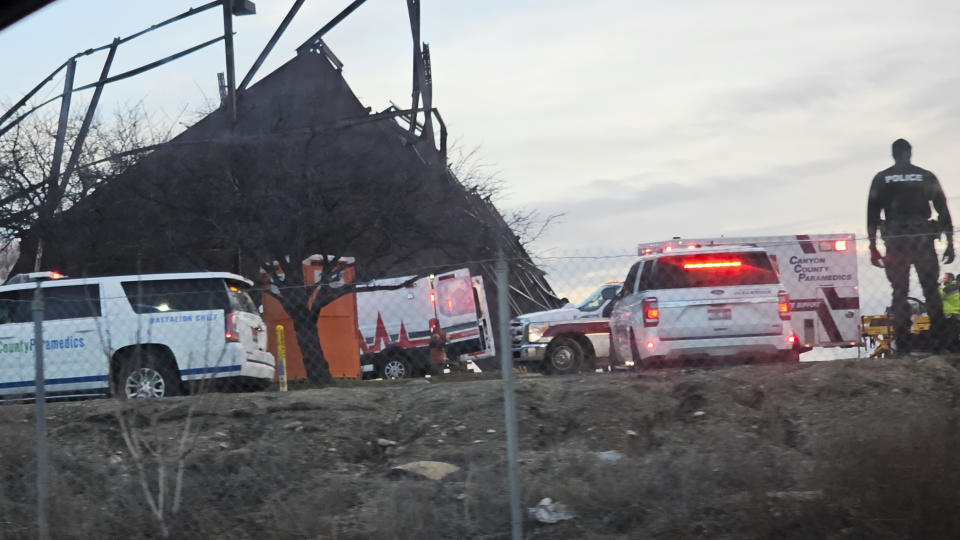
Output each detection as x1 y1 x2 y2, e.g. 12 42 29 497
32 281 49 540
496 245 523 540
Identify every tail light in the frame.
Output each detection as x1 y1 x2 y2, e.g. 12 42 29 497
778 291 790 320
642 297 659 327
787 333 797 345
225 312 239 342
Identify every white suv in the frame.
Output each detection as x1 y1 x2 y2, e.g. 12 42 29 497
610 245 798 366
0 271 275 399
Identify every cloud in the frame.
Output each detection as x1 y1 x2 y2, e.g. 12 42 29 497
513 148 877 253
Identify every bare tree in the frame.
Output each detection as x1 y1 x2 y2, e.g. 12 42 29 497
0 101 173 245
447 141 505 202
446 141 563 250
114 399 202 539
504 208 565 249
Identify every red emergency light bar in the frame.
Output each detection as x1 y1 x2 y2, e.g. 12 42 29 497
683 261 743 270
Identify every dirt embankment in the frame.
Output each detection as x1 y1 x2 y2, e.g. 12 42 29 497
3 356 960 539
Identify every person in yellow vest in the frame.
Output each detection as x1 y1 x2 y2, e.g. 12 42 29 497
941 273 960 319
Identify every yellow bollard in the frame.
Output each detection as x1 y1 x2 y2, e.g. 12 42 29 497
276 325 288 392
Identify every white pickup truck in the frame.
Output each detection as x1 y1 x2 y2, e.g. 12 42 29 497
510 282 620 374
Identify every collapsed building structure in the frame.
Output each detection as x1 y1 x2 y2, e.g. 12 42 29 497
12 4 563 323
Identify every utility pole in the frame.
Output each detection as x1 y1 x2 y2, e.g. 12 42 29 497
221 0 237 123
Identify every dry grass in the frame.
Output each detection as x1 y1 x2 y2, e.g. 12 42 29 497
522 445 795 538
812 406 960 539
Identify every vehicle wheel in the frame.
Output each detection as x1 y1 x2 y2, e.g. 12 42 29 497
545 337 584 375
379 350 413 379
114 350 181 399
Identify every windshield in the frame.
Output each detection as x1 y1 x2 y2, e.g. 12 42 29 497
578 286 612 311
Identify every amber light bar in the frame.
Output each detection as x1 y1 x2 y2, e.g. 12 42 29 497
683 261 743 269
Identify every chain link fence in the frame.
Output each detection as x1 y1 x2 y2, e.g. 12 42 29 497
0 232 957 538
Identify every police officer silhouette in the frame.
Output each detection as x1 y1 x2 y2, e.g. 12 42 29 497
868 138 955 354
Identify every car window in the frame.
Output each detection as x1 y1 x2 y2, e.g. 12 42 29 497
42 285 101 320
620 262 641 296
0 289 32 324
436 277 476 317
227 282 259 314
637 261 654 291
601 286 618 301
0 284 100 323
648 252 779 289
122 278 230 314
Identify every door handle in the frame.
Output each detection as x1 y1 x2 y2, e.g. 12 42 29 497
75 329 95 334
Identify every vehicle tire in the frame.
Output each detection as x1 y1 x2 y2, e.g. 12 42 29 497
545 337 584 375
379 350 413 379
113 349 182 399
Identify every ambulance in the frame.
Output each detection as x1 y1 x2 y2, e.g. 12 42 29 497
637 234 860 350
355 268 495 378
261 258 495 380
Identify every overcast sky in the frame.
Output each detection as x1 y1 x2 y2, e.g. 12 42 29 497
2 0 960 291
